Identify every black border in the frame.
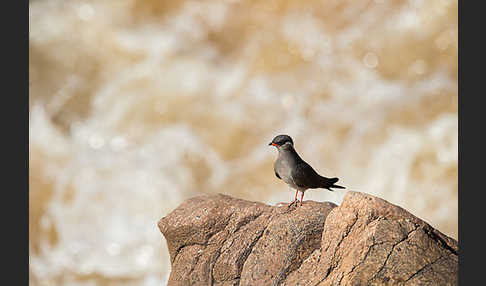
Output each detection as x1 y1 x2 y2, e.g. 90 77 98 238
7 0 29 284
458 0 478 284
12 0 29 284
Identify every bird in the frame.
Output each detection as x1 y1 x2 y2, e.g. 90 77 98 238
269 134 345 207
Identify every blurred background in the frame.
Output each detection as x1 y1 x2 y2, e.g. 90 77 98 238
29 0 458 285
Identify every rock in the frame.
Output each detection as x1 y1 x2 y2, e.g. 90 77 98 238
158 192 458 286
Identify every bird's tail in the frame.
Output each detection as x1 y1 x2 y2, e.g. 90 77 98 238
321 177 346 191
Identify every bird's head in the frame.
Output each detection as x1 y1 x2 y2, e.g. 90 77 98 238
269 134 294 150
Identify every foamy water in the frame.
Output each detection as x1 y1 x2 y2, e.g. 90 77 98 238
29 0 457 285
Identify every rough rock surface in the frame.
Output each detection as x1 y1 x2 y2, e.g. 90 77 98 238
158 192 458 286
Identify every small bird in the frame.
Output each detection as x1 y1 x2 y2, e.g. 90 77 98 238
269 134 345 207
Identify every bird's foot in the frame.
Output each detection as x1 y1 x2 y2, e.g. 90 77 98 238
287 199 299 208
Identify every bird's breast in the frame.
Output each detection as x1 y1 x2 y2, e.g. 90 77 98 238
274 156 296 187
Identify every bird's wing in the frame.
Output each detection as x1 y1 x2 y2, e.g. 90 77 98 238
290 162 321 188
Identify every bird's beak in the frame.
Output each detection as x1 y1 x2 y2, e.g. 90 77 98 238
269 142 278 147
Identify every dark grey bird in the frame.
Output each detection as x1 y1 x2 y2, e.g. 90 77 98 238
269 134 345 206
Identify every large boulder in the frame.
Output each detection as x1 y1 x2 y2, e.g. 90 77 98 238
158 191 457 285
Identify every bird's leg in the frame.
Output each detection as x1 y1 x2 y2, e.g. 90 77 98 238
300 192 304 206
287 189 299 207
